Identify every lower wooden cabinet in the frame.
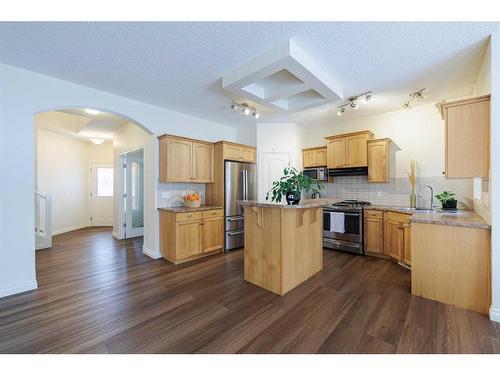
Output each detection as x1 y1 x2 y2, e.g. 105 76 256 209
364 209 411 266
384 212 411 264
364 210 384 254
160 208 223 264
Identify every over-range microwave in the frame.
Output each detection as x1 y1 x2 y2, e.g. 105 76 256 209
303 167 328 181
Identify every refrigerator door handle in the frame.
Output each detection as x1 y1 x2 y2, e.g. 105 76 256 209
242 169 247 200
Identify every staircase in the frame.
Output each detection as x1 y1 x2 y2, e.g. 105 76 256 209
35 191 52 250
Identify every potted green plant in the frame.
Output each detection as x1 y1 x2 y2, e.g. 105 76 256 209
435 190 458 210
265 167 324 205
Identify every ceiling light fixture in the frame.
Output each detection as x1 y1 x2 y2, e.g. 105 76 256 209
230 101 260 119
90 138 105 145
336 91 372 116
84 109 100 115
403 88 426 110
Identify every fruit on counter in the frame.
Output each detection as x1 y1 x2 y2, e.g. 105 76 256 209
183 192 200 201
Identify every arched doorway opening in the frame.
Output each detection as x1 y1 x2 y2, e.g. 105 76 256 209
33 106 154 262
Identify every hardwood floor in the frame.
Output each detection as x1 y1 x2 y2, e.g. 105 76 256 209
0 227 499 354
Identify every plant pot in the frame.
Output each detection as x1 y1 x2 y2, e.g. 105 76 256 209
285 191 301 205
441 199 457 210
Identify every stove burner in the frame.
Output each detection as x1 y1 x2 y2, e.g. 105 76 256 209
331 200 372 208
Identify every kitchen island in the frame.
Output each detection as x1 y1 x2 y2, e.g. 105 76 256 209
237 199 334 295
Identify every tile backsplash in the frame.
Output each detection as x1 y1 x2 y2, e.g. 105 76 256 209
310 175 473 209
157 183 206 208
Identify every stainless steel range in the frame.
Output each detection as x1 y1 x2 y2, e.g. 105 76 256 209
323 200 371 255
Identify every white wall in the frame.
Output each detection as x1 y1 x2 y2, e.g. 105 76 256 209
0 63 237 298
237 123 257 146
36 129 90 234
489 31 500 322
301 103 446 178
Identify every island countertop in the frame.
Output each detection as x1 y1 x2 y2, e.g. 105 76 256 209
157 205 222 213
237 198 338 209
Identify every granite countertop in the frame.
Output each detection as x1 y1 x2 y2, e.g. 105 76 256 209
237 198 337 209
157 205 222 213
366 205 490 229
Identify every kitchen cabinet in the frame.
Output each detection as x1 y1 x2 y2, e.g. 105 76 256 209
159 135 214 183
159 208 223 264
384 212 411 263
325 131 374 169
367 138 391 183
439 95 490 178
302 146 327 168
402 223 411 266
364 210 384 254
219 141 256 163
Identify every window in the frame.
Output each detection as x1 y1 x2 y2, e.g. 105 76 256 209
96 167 113 197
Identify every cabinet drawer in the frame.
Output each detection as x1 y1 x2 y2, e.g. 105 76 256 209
202 209 223 218
176 211 202 222
364 210 383 219
385 211 411 223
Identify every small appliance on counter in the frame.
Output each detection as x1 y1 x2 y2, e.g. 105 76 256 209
323 200 371 255
303 167 328 181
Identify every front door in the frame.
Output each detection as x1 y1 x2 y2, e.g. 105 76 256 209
90 163 113 226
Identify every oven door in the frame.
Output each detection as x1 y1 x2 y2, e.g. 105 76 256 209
323 208 362 242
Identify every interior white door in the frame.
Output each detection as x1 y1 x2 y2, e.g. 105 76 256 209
90 163 113 226
124 149 144 238
258 151 290 201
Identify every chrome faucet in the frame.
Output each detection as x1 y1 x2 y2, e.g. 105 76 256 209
424 185 437 211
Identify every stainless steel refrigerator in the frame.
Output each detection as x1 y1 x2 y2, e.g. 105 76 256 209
224 160 257 251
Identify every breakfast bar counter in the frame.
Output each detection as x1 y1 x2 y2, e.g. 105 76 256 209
237 199 332 295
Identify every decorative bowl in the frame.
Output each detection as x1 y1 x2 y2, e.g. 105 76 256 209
184 200 201 208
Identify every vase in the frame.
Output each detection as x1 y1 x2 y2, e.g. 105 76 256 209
409 192 416 208
442 199 457 210
285 191 301 205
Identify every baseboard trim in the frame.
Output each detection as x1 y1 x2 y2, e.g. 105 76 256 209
112 231 123 240
489 306 500 322
0 280 38 299
143 244 162 259
52 224 88 236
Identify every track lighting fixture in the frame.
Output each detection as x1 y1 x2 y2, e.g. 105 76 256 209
336 91 372 116
403 88 426 110
230 101 260 119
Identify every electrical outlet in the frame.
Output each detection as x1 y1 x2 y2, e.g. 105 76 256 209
160 191 171 199
377 191 382 197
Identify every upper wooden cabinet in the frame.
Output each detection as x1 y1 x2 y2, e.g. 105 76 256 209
439 95 490 178
367 138 391 183
218 141 256 163
159 135 214 183
302 146 327 168
325 131 374 169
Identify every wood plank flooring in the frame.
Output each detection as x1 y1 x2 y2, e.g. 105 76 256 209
0 227 499 354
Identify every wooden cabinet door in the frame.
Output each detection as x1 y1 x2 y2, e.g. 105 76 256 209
303 150 315 168
445 99 490 178
165 137 193 182
364 216 384 254
402 224 411 266
176 221 201 259
241 147 256 162
327 138 346 168
367 140 389 182
385 218 403 260
314 149 327 166
223 144 241 161
193 142 214 183
346 134 371 167
201 217 223 253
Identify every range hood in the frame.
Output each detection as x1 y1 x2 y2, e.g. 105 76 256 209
329 167 368 176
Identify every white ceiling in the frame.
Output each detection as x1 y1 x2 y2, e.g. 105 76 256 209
57 109 129 140
1 22 498 129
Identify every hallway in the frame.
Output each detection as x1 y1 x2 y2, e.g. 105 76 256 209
0 228 499 353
